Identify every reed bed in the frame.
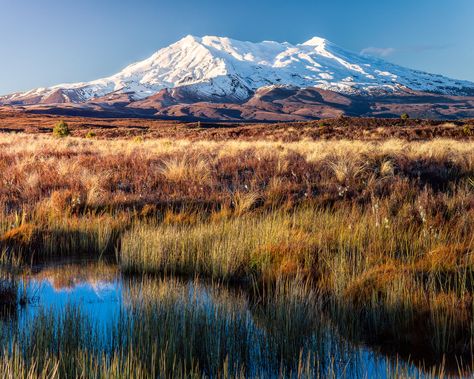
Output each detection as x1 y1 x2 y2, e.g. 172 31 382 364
0 277 455 378
120 197 473 361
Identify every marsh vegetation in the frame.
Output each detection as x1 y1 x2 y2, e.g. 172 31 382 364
0 133 472 377
0 264 462 378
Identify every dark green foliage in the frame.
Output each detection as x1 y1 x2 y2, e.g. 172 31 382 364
85 130 96 139
53 121 70 138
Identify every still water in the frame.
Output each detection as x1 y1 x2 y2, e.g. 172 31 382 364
0 260 461 378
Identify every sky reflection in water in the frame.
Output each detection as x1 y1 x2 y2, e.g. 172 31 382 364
5 263 452 379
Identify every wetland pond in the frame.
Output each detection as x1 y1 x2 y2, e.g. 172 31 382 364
0 259 468 378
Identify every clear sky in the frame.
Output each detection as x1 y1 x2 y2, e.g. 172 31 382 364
1 0 473 94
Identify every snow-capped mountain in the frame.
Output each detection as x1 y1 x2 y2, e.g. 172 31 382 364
2 35 474 106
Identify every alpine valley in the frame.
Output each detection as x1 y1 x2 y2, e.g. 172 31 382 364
2 35 474 120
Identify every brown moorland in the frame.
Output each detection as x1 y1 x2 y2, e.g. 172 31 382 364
0 108 473 140
0 113 473 372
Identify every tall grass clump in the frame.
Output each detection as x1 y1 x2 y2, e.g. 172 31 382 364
0 199 131 261
120 209 317 280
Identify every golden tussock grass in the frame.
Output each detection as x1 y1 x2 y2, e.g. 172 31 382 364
0 132 473 364
0 133 472 217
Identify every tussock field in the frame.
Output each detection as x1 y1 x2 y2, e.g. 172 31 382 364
0 130 473 376
0 133 472 212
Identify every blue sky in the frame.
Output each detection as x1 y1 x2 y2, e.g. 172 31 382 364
1 0 473 94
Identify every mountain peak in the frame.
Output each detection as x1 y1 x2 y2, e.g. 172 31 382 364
302 36 329 47
174 34 201 45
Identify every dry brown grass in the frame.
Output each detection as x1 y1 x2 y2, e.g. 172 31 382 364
0 131 472 368
0 134 472 217
1 110 473 141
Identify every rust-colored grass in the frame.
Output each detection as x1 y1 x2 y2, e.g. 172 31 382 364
0 129 472 366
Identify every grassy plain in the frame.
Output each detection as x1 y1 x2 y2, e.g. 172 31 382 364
0 124 472 377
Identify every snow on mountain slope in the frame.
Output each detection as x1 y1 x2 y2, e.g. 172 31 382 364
2 35 474 105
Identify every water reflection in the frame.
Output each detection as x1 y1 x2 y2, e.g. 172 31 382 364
0 262 464 378
22 263 121 330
